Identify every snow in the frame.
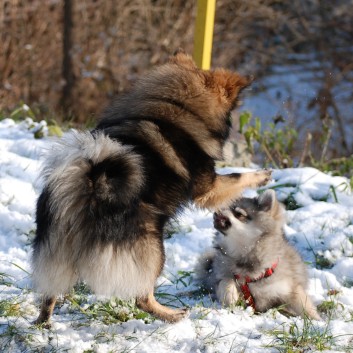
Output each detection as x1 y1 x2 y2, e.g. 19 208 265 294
1 118 353 352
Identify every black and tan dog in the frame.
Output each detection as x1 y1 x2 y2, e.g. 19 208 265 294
32 51 271 325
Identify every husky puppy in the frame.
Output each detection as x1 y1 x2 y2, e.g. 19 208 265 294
32 50 272 325
196 189 321 320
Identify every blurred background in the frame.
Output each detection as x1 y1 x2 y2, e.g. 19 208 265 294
1 0 352 169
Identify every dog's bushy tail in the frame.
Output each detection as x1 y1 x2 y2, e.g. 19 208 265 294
32 131 146 296
42 131 144 224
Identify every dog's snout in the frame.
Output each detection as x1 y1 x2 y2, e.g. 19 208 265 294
213 212 231 232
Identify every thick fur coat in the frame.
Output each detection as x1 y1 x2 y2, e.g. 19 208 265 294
32 51 271 324
196 190 321 320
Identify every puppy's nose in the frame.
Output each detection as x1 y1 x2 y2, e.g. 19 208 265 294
213 212 231 231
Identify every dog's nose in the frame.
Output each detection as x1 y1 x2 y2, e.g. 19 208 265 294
213 212 231 231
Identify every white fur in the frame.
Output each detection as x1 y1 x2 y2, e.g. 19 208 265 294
216 278 239 306
32 237 161 299
77 242 160 299
217 209 262 258
42 130 142 186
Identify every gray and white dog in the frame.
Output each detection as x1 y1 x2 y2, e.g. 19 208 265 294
196 189 321 320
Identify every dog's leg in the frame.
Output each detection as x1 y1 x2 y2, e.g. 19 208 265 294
194 170 272 209
290 285 322 320
33 295 57 327
136 290 189 323
216 278 239 307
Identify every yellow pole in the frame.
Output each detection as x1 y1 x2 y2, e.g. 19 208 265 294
193 0 216 70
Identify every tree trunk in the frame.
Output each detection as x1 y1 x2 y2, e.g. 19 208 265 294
61 0 74 117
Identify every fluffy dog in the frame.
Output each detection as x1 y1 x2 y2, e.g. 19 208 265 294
196 189 321 320
32 51 271 325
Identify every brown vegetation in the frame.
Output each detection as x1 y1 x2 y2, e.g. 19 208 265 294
1 0 352 155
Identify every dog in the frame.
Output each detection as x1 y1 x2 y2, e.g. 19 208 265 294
31 50 272 325
196 189 321 320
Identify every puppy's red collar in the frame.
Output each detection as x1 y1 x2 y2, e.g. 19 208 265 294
234 260 278 311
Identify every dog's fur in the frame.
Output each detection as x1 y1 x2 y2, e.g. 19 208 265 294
196 190 321 320
32 51 272 325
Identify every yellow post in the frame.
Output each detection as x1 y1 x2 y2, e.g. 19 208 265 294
193 0 216 70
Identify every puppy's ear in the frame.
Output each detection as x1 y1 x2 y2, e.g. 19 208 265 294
258 189 277 212
169 49 197 69
205 69 251 103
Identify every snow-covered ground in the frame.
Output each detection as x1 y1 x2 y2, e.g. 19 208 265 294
241 60 353 155
1 118 353 352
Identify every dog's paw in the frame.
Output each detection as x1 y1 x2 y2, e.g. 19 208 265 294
32 318 52 329
254 169 272 187
164 307 190 323
216 279 239 307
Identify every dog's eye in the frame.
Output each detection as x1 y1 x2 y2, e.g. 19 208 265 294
233 212 247 222
232 207 250 222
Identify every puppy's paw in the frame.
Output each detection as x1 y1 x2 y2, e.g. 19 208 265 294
254 169 272 187
216 279 239 307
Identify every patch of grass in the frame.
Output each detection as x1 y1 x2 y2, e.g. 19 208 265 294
155 292 189 308
0 298 22 317
343 279 353 288
265 315 334 352
23 228 36 246
0 323 41 352
164 219 192 239
283 193 301 210
315 254 334 269
0 324 24 351
93 330 120 345
63 282 92 308
303 234 335 269
312 184 343 204
239 111 353 184
170 270 194 289
0 272 14 286
239 111 298 168
0 322 66 353
4 103 63 138
66 283 155 324
72 282 92 296
317 300 342 316
311 156 353 185
68 297 154 325
262 183 303 210
9 103 37 121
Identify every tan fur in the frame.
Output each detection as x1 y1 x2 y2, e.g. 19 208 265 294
290 285 322 320
136 291 189 322
194 170 272 209
33 296 56 327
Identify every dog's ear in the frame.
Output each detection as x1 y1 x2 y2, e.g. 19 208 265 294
258 189 277 212
169 49 197 69
204 69 251 103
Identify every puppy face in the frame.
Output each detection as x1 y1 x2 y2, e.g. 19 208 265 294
213 190 284 256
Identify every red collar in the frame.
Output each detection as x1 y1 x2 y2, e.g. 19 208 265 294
234 260 278 311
